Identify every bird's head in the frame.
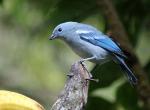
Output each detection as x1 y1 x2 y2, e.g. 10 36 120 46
49 22 78 40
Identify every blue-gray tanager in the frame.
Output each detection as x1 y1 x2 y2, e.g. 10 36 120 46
49 21 137 85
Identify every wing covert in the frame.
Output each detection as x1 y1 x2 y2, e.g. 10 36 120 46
79 32 126 58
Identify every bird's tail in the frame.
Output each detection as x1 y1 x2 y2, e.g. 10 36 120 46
114 55 138 85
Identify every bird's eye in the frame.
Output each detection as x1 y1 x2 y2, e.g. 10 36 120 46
58 28 62 32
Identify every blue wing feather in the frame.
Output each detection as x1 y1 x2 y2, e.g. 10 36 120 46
79 33 127 58
115 55 137 85
79 32 137 85
80 33 137 85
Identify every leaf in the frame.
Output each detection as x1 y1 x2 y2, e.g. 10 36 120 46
144 61 150 80
49 0 97 27
91 78 125 103
135 31 150 66
86 97 115 110
30 0 59 13
116 83 141 110
89 61 122 91
0 0 2 4
114 0 147 47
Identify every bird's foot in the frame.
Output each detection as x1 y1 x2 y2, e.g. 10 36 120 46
78 59 85 64
67 74 74 78
79 61 93 78
85 78 99 83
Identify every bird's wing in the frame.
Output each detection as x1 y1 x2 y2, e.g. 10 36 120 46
79 31 137 85
79 32 127 59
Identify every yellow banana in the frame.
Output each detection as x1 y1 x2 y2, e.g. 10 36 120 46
0 90 45 110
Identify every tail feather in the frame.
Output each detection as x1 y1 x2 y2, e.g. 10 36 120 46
114 55 138 85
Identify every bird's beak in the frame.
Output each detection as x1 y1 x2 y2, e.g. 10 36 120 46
48 34 56 40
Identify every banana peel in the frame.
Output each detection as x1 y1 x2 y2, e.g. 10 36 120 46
0 90 45 110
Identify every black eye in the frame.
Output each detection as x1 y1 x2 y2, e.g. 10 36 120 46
58 28 62 32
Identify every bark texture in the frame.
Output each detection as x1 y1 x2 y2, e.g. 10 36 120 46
51 62 90 110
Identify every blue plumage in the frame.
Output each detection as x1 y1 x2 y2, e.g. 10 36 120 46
50 21 138 85
115 55 137 84
80 33 137 85
80 33 127 59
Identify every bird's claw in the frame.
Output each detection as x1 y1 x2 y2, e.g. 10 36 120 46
67 74 74 78
85 78 99 83
77 59 94 81
78 59 85 64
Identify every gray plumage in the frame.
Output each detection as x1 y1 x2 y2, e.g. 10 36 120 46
49 21 137 85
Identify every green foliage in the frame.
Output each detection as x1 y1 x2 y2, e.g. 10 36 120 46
114 0 148 47
90 62 121 89
116 83 141 110
0 0 149 109
144 61 150 80
49 0 97 26
0 0 2 4
86 97 115 110
136 30 150 66
91 78 125 103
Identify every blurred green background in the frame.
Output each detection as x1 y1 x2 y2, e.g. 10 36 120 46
0 0 150 110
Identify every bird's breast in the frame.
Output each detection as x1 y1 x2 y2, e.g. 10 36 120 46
65 38 110 63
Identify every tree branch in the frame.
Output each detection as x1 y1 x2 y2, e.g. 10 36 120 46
51 62 90 110
96 0 150 109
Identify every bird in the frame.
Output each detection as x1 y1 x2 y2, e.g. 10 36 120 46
49 21 137 85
